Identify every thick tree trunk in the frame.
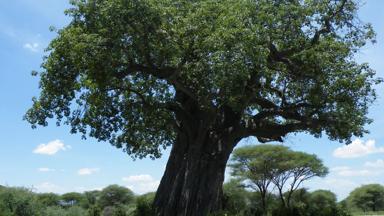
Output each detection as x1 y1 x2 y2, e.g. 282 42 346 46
153 129 236 216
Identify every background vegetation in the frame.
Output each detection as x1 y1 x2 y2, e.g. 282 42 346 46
1 145 383 216
1 181 383 216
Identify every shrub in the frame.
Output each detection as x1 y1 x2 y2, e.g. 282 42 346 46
133 192 155 216
98 185 134 208
0 187 43 216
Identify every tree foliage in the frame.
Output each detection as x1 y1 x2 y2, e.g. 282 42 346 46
37 193 60 207
221 180 251 215
0 187 43 216
133 192 155 216
98 185 134 208
230 144 328 212
347 184 384 212
307 190 338 216
60 192 88 208
25 0 381 159
24 0 381 215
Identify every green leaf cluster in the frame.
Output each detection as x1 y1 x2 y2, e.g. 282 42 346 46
26 0 382 158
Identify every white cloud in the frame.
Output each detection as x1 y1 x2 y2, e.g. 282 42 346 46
34 182 63 193
330 166 350 172
331 166 377 177
333 139 384 158
77 168 100 176
122 174 160 194
324 178 358 188
23 42 39 52
33 140 71 155
365 159 384 168
38 167 55 172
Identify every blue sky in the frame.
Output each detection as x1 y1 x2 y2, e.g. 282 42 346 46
0 0 383 200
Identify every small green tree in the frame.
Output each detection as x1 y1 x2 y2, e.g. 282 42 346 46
275 188 311 216
98 185 134 209
337 200 352 216
84 190 101 206
87 205 102 216
347 184 384 212
66 206 87 216
36 193 60 207
0 187 43 216
133 192 156 216
101 205 128 216
221 179 251 216
308 190 338 216
43 206 68 216
272 151 328 209
230 144 328 214
230 145 291 214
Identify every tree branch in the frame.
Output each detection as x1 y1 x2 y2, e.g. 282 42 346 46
114 63 198 101
311 0 348 45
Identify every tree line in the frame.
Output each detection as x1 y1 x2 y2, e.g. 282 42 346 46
1 145 384 216
0 184 154 216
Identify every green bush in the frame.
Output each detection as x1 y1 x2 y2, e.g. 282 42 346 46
60 192 88 208
87 205 102 216
98 185 134 209
43 206 68 216
307 190 338 216
37 193 60 207
102 205 129 216
0 187 43 216
133 192 155 216
84 190 101 207
43 206 87 216
347 184 384 212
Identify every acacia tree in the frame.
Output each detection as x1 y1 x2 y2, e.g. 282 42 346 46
272 151 328 209
230 145 328 214
98 185 134 209
230 145 289 214
25 0 380 215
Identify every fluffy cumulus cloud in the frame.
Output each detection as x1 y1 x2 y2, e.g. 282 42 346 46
23 42 39 52
331 166 377 177
365 159 384 168
33 140 71 155
77 168 100 176
38 167 55 172
122 174 160 194
333 139 384 158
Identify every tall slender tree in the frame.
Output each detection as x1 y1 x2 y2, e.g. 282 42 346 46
25 0 381 215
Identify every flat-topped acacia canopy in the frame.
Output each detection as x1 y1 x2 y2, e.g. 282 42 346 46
26 0 381 215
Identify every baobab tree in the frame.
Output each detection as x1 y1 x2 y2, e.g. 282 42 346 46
25 0 381 215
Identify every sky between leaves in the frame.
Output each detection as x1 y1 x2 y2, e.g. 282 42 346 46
0 0 383 200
